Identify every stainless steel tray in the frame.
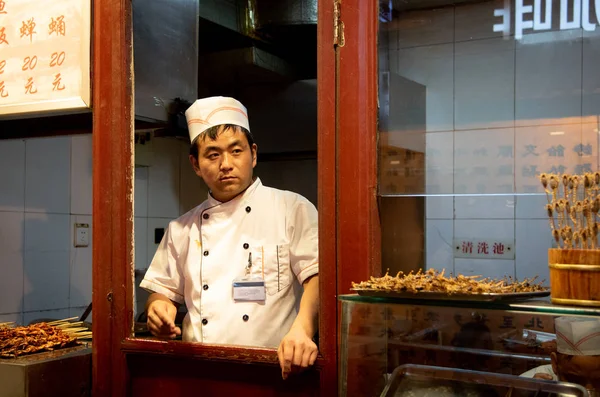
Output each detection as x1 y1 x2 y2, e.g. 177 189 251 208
381 364 587 397
351 289 550 302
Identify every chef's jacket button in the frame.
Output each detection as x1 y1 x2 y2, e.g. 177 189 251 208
202 319 208 325
203 250 209 256
242 315 249 322
243 243 249 249
203 284 209 291
245 206 251 213
202 213 209 220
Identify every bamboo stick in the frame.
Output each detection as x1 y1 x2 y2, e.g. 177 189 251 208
47 317 78 325
62 327 89 334
55 321 84 328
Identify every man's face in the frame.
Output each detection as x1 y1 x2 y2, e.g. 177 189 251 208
189 126 257 202
552 352 600 394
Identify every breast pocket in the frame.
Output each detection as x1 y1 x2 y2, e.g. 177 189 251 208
259 244 292 296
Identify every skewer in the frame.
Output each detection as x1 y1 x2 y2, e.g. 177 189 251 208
62 327 89 334
55 321 84 328
47 317 78 325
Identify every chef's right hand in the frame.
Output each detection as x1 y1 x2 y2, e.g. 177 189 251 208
147 299 181 339
532 373 553 380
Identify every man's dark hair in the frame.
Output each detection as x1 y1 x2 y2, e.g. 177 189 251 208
189 124 255 159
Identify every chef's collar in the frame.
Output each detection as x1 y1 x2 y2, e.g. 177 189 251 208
206 177 261 208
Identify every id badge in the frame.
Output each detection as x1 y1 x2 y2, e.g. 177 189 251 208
232 277 266 302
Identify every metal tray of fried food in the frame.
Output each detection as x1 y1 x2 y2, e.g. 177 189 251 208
351 289 550 302
380 364 587 397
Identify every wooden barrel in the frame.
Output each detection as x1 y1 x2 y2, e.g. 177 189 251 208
548 248 600 306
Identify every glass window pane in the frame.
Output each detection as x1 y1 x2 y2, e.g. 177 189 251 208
378 0 600 282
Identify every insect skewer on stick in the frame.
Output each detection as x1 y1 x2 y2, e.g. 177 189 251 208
540 172 600 250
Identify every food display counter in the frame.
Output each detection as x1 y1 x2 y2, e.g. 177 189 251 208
338 292 600 396
0 344 91 397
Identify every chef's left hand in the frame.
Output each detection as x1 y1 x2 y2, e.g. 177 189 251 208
277 324 318 380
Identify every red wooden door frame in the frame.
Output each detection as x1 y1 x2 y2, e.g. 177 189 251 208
92 0 134 395
337 0 381 294
92 0 341 395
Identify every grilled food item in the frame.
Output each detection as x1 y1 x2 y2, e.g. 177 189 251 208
0 322 79 358
351 269 547 294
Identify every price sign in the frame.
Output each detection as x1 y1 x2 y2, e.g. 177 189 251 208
0 0 91 117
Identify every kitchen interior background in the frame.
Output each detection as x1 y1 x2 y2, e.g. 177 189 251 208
6 0 600 325
380 0 600 282
0 80 317 325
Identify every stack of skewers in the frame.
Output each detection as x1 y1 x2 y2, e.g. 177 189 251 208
0 317 92 358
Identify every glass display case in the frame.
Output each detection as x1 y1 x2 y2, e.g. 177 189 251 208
338 294 600 396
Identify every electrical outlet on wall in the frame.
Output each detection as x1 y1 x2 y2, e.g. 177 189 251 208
74 223 90 247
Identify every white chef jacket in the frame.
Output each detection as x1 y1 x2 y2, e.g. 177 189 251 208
140 178 319 348
520 364 557 380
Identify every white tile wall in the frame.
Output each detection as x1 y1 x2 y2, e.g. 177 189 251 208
425 196 454 219
514 123 582 192
515 194 549 219
0 212 24 314
515 30 583 126
426 131 453 195
454 38 515 130
1 85 319 321
0 313 22 325
583 31 600 117
454 219 515 241
392 3 600 281
454 0 505 42
396 8 455 49
397 44 454 132
70 215 92 308
70 135 93 215
455 196 515 219
515 219 552 283
69 306 90 321
23 213 70 311
582 122 598 173
255 160 318 207
0 252 24 314
0 139 25 212
148 138 180 219
425 219 454 272
454 258 516 279
135 217 148 270
23 308 70 325
147 218 172 267
454 128 514 196
135 166 149 218
25 137 70 214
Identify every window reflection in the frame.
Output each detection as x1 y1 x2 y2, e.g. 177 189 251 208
378 0 600 280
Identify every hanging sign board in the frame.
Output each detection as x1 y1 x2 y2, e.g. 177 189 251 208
0 0 91 117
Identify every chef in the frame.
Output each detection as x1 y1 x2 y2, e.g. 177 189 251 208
140 96 319 380
521 316 600 396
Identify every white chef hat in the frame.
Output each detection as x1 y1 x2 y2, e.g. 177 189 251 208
555 316 600 356
185 96 250 143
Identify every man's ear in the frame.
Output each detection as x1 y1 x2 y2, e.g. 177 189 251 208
251 143 258 167
189 155 200 173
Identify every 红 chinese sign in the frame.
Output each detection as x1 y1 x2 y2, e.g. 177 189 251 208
454 239 515 259
494 0 600 39
0 0 90 117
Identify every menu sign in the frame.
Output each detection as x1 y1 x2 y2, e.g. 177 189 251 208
0 0 91 117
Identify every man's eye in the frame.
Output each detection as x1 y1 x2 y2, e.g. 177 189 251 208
232 149 242 154
208 153 219 159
